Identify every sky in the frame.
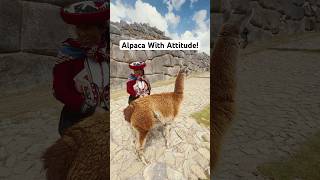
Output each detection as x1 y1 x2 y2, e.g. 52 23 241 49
110 0 210 54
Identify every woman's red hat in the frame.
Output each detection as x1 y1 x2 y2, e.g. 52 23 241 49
129 61 146 70
61 0 109 25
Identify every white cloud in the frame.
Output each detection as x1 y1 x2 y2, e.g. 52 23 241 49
164 0 186 11
111 0 168 33
190 0 198 8
111 0 210 54
180 10 210 54
165 11 180 28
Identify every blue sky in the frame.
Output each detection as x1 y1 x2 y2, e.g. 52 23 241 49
111 0 210 54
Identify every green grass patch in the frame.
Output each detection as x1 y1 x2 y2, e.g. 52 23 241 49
191 105 210 128
257 132 320 180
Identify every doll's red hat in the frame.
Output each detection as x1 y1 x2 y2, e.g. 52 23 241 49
61 0 109 25
129 61 146 70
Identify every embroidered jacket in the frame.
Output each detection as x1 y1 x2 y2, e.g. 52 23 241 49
53 38 109 112
126 74 151 97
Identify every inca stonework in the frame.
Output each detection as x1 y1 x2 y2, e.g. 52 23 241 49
2 0 320 92
110 21 210 89
212 0 320 44
0 0 209 93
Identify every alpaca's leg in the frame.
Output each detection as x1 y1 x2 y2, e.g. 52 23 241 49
136 129 149 165
161 124 171 148
137 130 148 152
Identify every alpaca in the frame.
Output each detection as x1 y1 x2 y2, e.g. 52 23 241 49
42 109 109 180
210 7 254 174
42 6 253 180
123 67 187 153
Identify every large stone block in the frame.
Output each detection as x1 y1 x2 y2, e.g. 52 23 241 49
134 50 148 61
111 34 134 46
287 19 305 34
0 0 22 52
123 50 148 63
110 23 121 35
145 50 155 60
292 0 305 6
151 56 165 74
145 74 165 83
162 54 174 67
110 78 127 89
0 52 55 90
111 45 125 62
247 23 273 42
21 1 73 56
144 60 153 75
170 50 185 58
250 2 281 33
171 57 183 66
123 50 137 63
277 0 304 20
110 60 130 79
152 50 170 58
230 0 251 12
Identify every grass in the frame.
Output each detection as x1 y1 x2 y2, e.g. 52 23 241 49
191 105 210 128
257 132 320 180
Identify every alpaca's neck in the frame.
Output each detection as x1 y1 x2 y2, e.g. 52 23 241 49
174 72 184 94
212 23 239 104
210 23 239 172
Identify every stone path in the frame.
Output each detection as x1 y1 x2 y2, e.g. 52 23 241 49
0 88 61 180
213 35 320 179
110 73 210 180
1 34 320 180
0 73 210 180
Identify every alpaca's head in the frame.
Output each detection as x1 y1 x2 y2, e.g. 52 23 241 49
174 66 188 94
179 66 190 77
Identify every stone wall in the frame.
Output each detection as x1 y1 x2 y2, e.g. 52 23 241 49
211 0 320 44
0 0 209 93
0 0 76 94
110 21 210 89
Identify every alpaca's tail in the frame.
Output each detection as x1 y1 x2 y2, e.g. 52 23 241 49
211 6 253 173
124 104 134 123
42 135 78 180
174 67 186 94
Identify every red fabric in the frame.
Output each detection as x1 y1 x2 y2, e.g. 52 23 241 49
53 60 85 112
64 38 82 48
127 80 137 97
126 75 151 97
60 8 109 25
129 63 146 70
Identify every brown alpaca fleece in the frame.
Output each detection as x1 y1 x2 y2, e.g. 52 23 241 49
210 23 241 173
123 69 185 151
210 4 254 173
42 109 109 180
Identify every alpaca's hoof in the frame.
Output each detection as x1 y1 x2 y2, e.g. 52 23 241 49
137 149 149 165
